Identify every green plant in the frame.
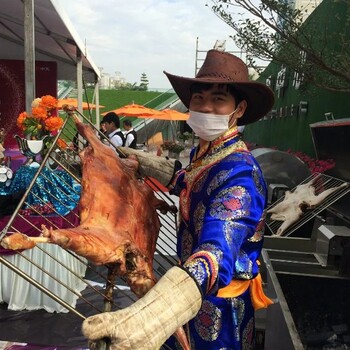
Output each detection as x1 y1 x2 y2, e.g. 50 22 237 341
177 131 192 141
161 141 185 154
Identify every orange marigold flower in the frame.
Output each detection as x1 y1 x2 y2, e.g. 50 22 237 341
44 116 64 132
16 112 27 129
31 98 42 108
32 106 47 120
17 95 63 138
40 95 58 110
57 138 68 149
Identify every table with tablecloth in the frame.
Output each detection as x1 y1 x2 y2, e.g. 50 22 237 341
0 165 87 313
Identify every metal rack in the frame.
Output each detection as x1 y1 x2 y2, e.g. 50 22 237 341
266 172 350 237
0 111 179 347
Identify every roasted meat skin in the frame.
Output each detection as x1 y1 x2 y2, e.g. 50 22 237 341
1 232 36 250
41 117 174 297
3 115 189 349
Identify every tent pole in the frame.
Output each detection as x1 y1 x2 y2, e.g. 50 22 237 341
94 76 100 128
76 48 83 117
24 0 35 113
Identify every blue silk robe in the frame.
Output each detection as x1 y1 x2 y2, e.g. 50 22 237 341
166 127 267 350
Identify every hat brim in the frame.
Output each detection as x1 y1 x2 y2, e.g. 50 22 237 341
164 71 274 126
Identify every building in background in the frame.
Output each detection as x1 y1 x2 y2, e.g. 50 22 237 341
244 0 350 159
99 68 127 89
284 0 323 21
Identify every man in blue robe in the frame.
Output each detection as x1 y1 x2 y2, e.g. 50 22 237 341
82 49 274 350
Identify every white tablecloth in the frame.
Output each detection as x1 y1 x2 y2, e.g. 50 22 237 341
0 244 87 313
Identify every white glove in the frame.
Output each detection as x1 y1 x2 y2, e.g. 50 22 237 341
82 266 202 350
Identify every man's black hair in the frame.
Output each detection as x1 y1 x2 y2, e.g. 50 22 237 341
190 82 243 105
123 119 132 127
102 112 121 128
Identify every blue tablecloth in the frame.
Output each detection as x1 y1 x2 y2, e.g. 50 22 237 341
0 165 86 314
0 165 80 216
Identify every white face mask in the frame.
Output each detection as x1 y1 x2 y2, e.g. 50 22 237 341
187 109 237 141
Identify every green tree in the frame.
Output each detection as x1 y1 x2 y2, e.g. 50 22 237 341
210 0 350 92
140 73 149 91
119 82 137 90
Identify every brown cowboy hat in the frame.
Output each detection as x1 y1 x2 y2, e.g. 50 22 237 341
164 49 274 125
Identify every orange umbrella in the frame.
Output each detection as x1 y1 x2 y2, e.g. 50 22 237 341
57 98 105 110
140 110 189 142
144 109 189 121
102 104 161 117
128 109 188 121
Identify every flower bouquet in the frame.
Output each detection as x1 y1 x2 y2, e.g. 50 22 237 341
16 95 63 140
287 149 335 174
16 95 65 164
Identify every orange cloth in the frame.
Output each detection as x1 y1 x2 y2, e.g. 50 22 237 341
216 273 273 310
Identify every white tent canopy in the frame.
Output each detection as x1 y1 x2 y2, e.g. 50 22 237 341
0 0 100 82
0 0 101 121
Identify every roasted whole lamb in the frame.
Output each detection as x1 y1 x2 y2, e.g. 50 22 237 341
1 114 191 349
41 115 176 296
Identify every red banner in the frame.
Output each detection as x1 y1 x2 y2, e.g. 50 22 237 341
0 60 57 148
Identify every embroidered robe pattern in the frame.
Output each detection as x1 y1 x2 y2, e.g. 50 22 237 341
167 127 267 350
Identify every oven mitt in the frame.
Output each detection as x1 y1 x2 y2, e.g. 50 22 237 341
118 146 182 187
82 266 202 350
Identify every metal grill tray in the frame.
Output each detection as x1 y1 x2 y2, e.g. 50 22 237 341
266 172 350 237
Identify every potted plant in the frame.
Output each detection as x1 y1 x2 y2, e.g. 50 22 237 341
177 131 192 142
161 141 185 159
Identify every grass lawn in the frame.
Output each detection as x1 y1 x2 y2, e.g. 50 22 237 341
85 89 174 111
61 89 177 142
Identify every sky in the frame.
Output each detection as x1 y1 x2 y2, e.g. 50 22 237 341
54 0 244 90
